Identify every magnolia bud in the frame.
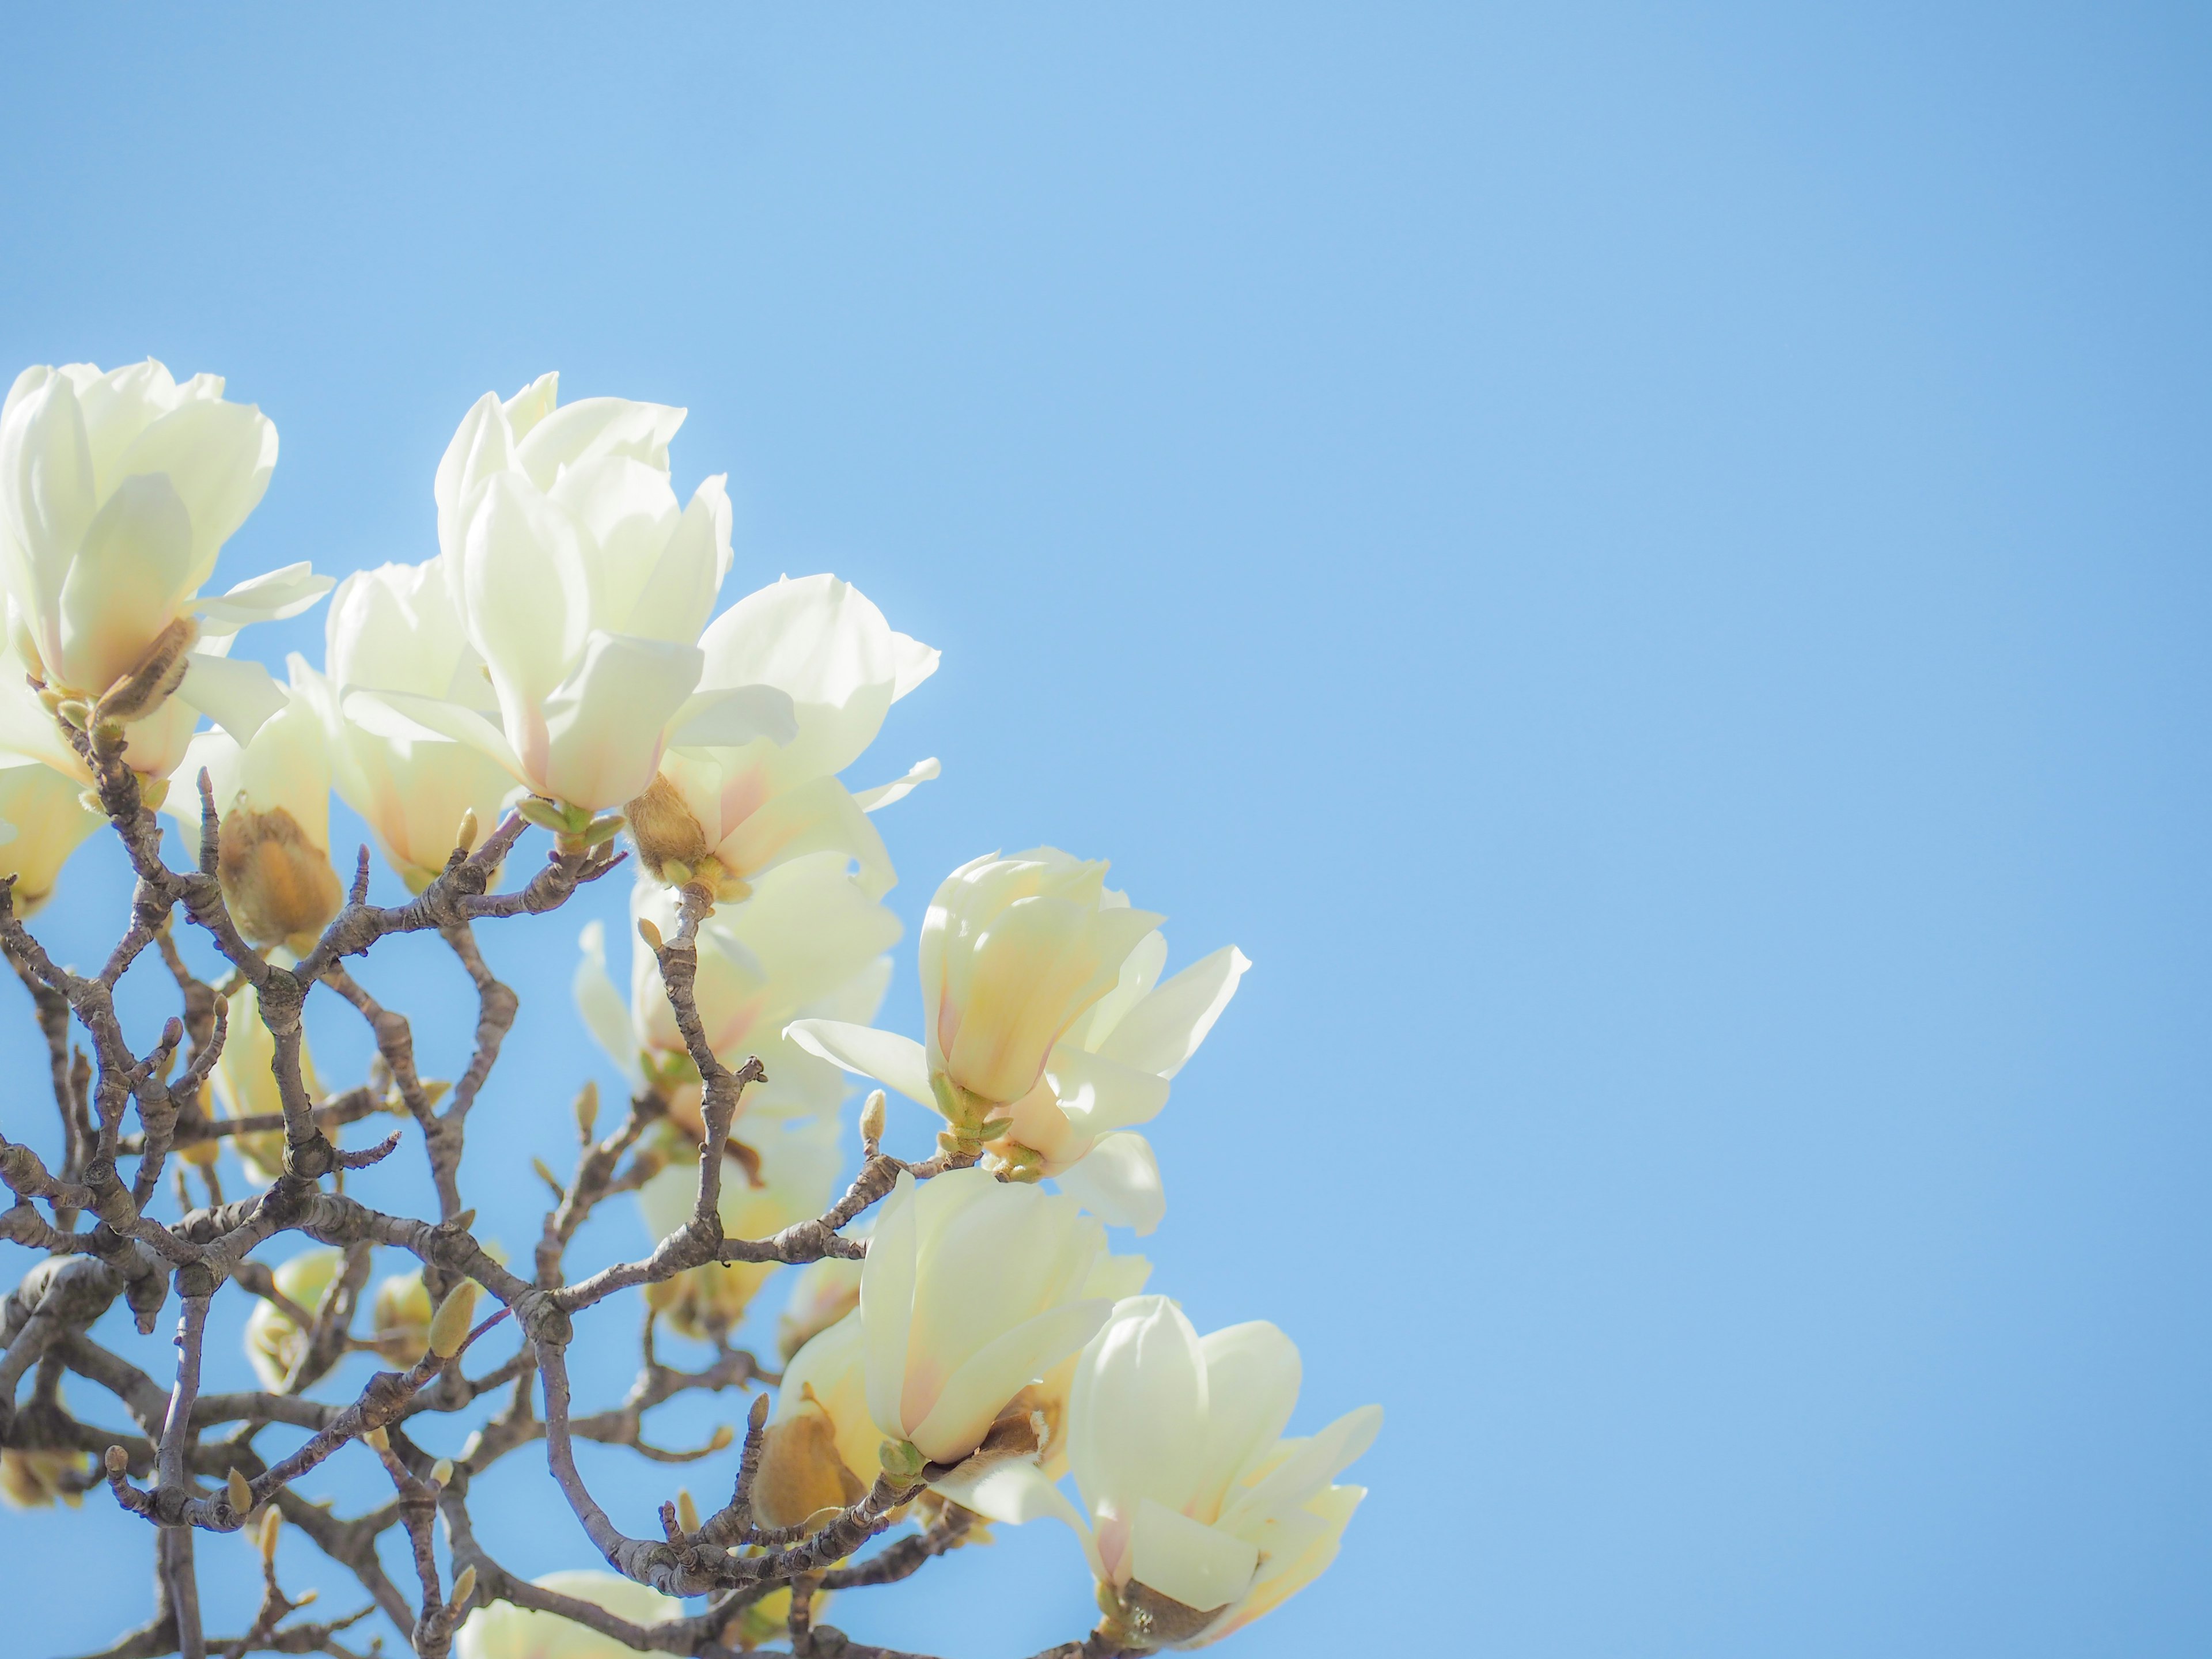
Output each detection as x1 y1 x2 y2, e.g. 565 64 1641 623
427 1281 480 1359
675 1489 700 1534
453 809 480 857
708 1424 735 1452
623 774 714 884
362 1425 391 1453
753 1407 867 1531
573 1080 599 1140
218 806 343 954
859 1090 887 1149
225 1468 252 1514
430 1459 454 1488
103 1445 128 1475
450 1563 477 1608
257 1505 282 1563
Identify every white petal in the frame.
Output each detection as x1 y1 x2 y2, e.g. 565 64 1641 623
888 630 940 701
1217 1404 1382 1534
1192 1321 1301 1518
1128 1498 1260 1616
1 370 95 622
620 474 729 642
574 921 645 1092
177 652 287 747
460 471 590 707
859 1169 919 1439
1070 1296 1209 1527
1097 946 1251 1081
668 682 799 748
433 391 514 565
782 1020 933 1109
1046 1046 1172 1137
56 472 195 693
909 1297 1114 1466
852 756 940 813
345 688 524 780
194 562 333 632
109 395 277 589
536 631 701 809
1053 1132 1166 1236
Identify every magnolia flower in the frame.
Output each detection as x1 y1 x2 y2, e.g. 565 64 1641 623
575 850 900 1135
624 573 938 900
244 1248 343 1388
634 1115 842 1342
789 849 1248 1233
374 374 796 815
372 1268 434 1367
0 359 327 741
0 1446 88 1509
858 1167 1113 1470
210 979 321 1184
0 755 104 911
319 559 518 889
954 1296 1380 1649
162 656 340 951
454 1570 681 1659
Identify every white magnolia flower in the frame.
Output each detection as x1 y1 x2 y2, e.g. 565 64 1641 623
788 849 1248 1233
858 1166 1113 1468
574 850 899 1134
374 373 795 814
161 656 340 952
624 573 938 899
633 1113 842 1341
454 1569 681 1659
0 755 104 911
0 359 327 740
243 1248 344 1388
319 559 518 889
952 1296 1380 1649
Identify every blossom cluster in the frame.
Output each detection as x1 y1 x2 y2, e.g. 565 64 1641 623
0 361 1377 1657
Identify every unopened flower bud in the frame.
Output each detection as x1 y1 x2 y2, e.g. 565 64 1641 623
707 1424 735 1452
450 1563 477 1608
430 1459 454 1488
573 1079 599 1140
218 806 343 954
257 1505 282 1563
453 808 480 857
858 1089 886 1149
362 1425 391 1453
427 1281 480 1359
103 1445 129 1475
225 1468 252 1514
675 1488 700 1534
372 1271 434 1367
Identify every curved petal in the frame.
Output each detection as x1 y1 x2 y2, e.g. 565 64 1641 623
194 562 333 633
177 652 287 747
668 682 798 749
1097 946 1251 1081
58 471 195 693
574 920 646 1092
1217 1404 1382 1535
909 1297 1113 1466
1069 1296 1208 1526
1 370 94 620
110 394 277 588
460 470 590 707
889 630 940 701
714 773 894 897
1046 1046 1172 1137
537 631 702 809
1128 1497 1259 1616
859 1169 919 1440
347 688 524 780
782 1020 933 1109
852 756 940 813
1192 1321 1301 1517
1052 1132 1165 1236
932 1458 1096 1558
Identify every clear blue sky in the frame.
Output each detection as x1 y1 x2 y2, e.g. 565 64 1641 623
2 5 2207 1656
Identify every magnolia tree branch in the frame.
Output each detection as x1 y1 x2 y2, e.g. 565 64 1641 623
0 719 1126 1659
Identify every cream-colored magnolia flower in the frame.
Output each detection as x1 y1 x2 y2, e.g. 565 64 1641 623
318 559 518 890
858 1166 1113 1469
0 755 104 911
0 1445 89 1509
243 1248 343 1388
162 656 340 951
210 979 321 1184
574 851 899 1135
373 373 796 814
625 573 937 900
634 1115 842 1342
953 1296 1379 1649
0 360 328 743
789 849 1248 1233
454 1569 681 1659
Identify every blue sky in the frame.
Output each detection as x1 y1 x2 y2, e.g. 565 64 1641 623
2 5 2208 1656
